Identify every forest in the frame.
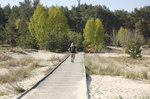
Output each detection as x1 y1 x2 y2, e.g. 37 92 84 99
0 0 150 52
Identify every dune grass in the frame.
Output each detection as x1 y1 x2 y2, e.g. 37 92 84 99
44 54 69 75
0 55 12 62
15 86 25 94
0 91 6 96
0 56 42 84
85 55 123 76
139 96 150 99
85 55 150 80
47 55 63 65
0 68 31 84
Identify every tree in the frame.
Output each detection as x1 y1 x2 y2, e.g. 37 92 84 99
19 0 33 21
94 18 104 46
135 19 148 40
116 27 129 46
83 18 95 44
104 33 111 46
0 7 5 28
83 18 104 52
0 7 5 42
29 5 69 52
5 6 20 46
47 6 69 51
33 0 40 9
125 39 142 58
68 31 83 51
29 4 47 48
3 4 11 23
14 0 36 48
76 0 82 33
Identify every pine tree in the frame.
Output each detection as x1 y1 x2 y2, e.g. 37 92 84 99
76 0 82 33
3 4 11 23
5 6 20 46
33 0 40 9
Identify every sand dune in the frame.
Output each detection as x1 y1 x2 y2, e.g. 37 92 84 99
88 75 150 99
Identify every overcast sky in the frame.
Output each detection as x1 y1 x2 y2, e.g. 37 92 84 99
0 0 150 12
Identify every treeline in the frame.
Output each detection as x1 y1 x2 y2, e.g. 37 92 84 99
62 4 150 46
0 0 150 52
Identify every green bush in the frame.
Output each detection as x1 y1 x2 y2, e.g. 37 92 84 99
147 38 150 48
104 33 111 46
68 31 83 51
16 34 38 49
125 39 142 58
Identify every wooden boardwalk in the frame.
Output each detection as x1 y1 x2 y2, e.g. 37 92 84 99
19 53 88 99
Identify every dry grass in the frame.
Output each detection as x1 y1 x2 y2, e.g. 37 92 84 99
47 55 62 64
0 56 44 84
44 67 53 75
85 55 150 80
112 57 150 66
1 56 39 68
0 55 12 62
29 61 43 70
15 86 25 94
0 68 31 84
0 46 27 55
44 54 69 75
11 83 25 94
9 47 27 55
139 95 150 99
7 83 26 94
48 54 69 65
0 91 6 96
85 55 123 76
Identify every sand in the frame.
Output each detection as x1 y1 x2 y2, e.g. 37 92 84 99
87 75 150 99
0 50 66 99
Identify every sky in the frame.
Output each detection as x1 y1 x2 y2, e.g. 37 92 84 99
0 0 150 12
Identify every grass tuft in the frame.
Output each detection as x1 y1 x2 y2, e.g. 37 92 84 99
15 86 25 94
0 68 30 84
139 95 150 99
44 67 53 75
0 92 6 96
0 55 12 61
85 55 150 80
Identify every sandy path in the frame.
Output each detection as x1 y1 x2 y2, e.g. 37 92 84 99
87 75 150 99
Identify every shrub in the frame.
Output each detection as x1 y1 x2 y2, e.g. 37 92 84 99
15 86 25 94
0 55 12 61
147 39 150 48
125 39 142 58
